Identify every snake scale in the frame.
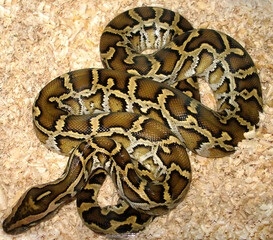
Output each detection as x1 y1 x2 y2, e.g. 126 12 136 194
3 7 262 236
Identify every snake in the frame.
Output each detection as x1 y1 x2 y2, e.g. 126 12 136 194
3 6 263 236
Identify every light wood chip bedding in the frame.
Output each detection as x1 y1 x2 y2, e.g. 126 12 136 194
0 0 272 239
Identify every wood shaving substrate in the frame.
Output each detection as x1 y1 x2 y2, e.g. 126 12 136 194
0 0 272 240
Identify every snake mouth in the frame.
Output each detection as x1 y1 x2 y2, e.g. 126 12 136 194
2 217 29 235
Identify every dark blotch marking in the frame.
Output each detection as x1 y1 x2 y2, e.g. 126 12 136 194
134 7 156 21
144 183 165 203
115 224 133 234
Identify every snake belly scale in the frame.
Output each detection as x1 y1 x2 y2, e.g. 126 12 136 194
3 6 262 235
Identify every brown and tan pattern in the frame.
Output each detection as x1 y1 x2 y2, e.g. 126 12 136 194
0 1 272 240
1 6 263 236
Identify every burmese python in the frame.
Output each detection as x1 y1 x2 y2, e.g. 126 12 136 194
3 6 263 236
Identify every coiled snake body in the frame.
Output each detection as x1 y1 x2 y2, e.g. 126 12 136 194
3 7 262 235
